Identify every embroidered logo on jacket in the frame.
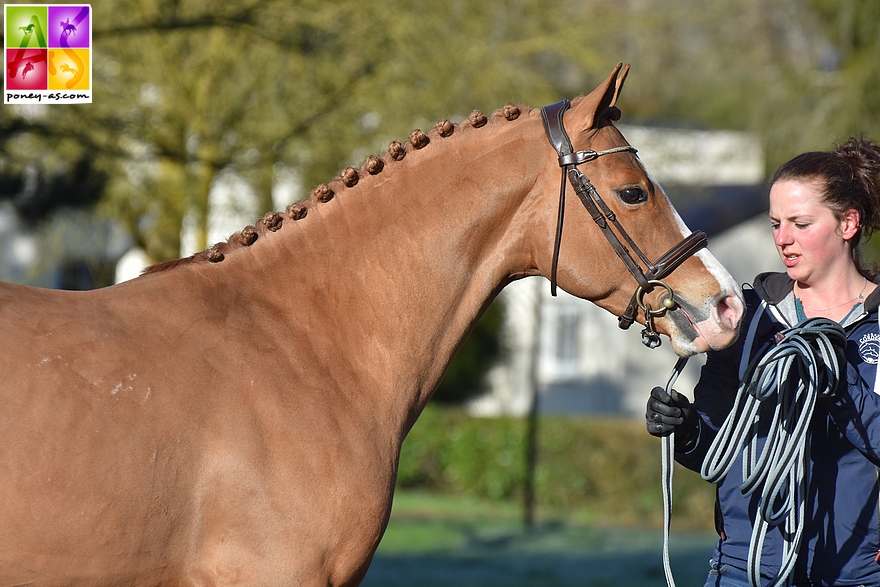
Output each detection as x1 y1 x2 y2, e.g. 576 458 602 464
858 333 880 364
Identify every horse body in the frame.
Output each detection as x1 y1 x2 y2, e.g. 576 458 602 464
0 271 398 585
0 65 743 586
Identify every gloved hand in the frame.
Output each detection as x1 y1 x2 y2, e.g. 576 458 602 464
645 386 700 450
797 318 847 398
813 335 847 398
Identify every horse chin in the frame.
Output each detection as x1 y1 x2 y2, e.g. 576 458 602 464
664 291 745 357
662 313 705 357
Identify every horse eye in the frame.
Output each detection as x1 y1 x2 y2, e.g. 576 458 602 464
619 188 648 205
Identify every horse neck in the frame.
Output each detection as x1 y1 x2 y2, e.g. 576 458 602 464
188 113 545 433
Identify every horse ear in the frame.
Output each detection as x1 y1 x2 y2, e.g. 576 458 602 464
610 63 630 106
574 62 630 130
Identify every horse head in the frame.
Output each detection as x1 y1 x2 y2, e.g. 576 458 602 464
534 63 743 356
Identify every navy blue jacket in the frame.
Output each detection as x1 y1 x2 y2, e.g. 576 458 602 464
676 272 880 586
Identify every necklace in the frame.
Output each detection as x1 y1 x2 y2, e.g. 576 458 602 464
797 278 869 312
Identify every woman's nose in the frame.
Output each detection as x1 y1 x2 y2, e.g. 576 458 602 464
774 225 791 246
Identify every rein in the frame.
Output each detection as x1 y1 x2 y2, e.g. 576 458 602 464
540 99 709 348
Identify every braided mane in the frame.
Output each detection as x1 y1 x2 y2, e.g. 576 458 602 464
144 102 527 275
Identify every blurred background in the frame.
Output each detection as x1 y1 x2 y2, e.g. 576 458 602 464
3 0 880 585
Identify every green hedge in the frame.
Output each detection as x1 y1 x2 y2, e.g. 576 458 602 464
397 405 716 530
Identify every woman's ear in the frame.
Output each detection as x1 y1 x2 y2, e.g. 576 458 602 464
842 208 861 240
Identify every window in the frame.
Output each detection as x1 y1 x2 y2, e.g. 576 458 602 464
540 302 582 380
555 305 580 366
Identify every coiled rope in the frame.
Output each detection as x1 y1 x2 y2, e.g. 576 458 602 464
661 317 845 587
701 317 845 587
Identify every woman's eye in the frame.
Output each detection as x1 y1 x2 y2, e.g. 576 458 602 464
619 188 647 205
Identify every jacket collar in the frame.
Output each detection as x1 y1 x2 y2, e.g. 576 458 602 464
753 271 880 314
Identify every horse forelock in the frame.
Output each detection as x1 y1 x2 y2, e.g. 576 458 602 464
142 101 533 276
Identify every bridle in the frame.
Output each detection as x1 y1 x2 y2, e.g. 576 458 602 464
540 99 709 348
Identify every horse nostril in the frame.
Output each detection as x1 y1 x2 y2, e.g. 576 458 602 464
716 292 745 330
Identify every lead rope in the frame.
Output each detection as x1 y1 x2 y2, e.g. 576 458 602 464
660 317 844 587
700 317 845 587
661 356 690 587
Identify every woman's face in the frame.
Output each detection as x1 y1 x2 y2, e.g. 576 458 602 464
769 179 859 287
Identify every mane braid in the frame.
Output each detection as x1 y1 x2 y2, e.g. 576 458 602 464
142 101 528 276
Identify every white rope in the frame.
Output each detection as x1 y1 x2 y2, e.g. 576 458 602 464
700 317 845 587
661 356 690 587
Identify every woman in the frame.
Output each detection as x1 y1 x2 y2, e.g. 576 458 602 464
647 137 880 586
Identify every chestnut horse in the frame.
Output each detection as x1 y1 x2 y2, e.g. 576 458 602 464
0 64 743 586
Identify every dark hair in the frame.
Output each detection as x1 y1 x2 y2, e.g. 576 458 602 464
770 137 880 273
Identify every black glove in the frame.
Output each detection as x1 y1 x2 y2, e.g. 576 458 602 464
799 318 847 398
813 337 847 398
645 386 699 450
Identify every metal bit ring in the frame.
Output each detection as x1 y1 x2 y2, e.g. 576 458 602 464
636 280 676 318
